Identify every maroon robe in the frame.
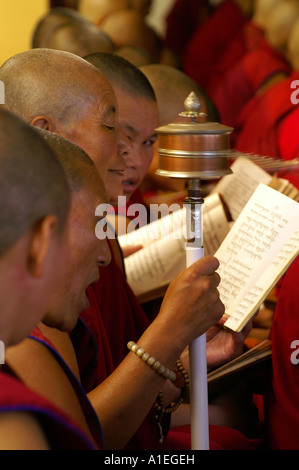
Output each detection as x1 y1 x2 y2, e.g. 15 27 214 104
79 252 162 450
0 367 96 450
264 256 299 449
183 0 248 92
278 105 299 160
205 20 265 97
235 72 299 158
29 326 103 449
163 0 212 60
212 39 291 132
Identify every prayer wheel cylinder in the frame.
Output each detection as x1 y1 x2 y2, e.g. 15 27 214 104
155 92 233 180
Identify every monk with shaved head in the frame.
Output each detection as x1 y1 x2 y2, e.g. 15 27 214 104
32 6 91 49
139 63 219 194
0 110 70 346
0 49 129 205
99 8 162 61
6 130 112 448
0 109 98 449
46 21 114 56
0 48 255 450
32 7 114 57
78 0 152 24
3 130 226 450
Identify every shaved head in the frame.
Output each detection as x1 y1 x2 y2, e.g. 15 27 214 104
32 8 115 57
84 51 156 100
32 7 91 49
79 0 130 23
140 64 219 125
0 48 104 124
99 9 162 60
46 22 114 57
253 0 281 28
0 109 70 258
78 0 152 23
287 17 299 69
0 47 129 205
264 0 299 53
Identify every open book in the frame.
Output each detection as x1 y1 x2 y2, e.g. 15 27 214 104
211 156 299 221
118 193 231 299
207 339 272 400
216 183 299 332
119 157 299 302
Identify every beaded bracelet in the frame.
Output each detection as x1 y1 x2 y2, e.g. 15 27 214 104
127 341 176 381
155 359 190 439
172 359 190 390
156 360 189 416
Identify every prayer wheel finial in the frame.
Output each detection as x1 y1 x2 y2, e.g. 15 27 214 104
179 92 207 121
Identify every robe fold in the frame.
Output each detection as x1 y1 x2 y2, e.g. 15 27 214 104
29 326 103 449
264 256 299 449
0 367 96 450
212 39 291 131
164 0 212 59
235 72 299 159
183 0 248 92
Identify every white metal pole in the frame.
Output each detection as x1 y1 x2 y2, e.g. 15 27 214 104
187 247 209 450
185 188 209 450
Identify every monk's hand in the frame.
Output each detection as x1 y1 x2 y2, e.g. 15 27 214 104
122 244 143 258
205 314 255 370
158 256 225 351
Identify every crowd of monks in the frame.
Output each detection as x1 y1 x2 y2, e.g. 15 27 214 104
0 0 298 451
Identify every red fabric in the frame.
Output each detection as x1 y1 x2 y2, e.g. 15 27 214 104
212 39 291 131
206 21 265 96
164 0 212 58
71 307 114 391
241 41 290 91
29 327 103 448
88 244 151 370
264 256 299 449
160 425 262 450
278 105 299 160
235 72 299 158
183 0 248 92
0 369 96 450
277 105 299 190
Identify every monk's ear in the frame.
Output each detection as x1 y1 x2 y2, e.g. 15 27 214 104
31 115 57 132
27 215 58 279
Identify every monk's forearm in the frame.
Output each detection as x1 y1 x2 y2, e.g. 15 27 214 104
88 319 184 449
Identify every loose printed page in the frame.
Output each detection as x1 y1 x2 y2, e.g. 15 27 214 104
211 157 272 220
118 193 223 250
124 194 230 296
124 236 186 296
215 184 299 332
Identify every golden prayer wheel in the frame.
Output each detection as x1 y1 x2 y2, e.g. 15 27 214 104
155 92 233 180
155 92 234 450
